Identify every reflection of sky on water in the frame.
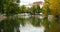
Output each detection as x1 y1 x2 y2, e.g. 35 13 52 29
20 23 45 32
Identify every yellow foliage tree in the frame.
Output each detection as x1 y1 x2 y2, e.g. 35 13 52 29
43 0 60 15
43 0 60 32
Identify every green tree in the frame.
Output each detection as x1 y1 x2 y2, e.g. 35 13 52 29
20 5 27 13
30 5 41 14
0 0 20 16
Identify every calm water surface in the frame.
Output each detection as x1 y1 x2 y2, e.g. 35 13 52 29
0 14 56 32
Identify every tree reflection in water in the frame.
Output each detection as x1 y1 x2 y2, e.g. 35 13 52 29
0 16 20 32
0 15 45 32
0 15 60 32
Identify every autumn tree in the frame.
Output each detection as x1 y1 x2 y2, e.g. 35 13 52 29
43 0 60 32
43 0 60 15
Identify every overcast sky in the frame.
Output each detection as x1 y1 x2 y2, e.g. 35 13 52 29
20 0 44 5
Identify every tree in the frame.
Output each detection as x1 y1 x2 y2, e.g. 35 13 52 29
43 0 60 32
0 0 20 16
30 5 41 14
44 0 60 15
20 5 29 13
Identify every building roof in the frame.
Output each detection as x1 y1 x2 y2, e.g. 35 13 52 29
33 1 43 5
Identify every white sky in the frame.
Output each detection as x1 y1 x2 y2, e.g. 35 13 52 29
20 0 44 6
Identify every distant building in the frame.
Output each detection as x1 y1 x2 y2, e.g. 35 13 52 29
33 1 43 5
32 1 44 8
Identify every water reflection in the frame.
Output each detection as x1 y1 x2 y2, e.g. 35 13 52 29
18 13 31 19
0 16 20 32
20 23 45 32
0 14 60 32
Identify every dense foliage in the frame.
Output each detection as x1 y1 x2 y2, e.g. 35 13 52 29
0 0 20 16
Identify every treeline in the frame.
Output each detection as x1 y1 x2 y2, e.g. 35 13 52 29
0 0 50 16
19 5 43 14
0 0 60 16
